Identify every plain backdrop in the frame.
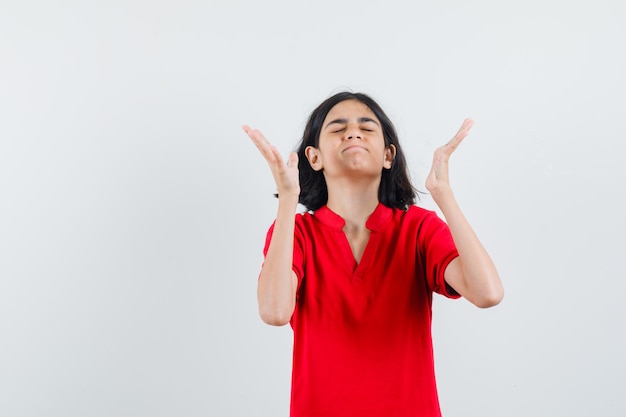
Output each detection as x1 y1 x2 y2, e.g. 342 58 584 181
1 1 624 416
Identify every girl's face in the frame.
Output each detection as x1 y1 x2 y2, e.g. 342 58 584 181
305 99 395 179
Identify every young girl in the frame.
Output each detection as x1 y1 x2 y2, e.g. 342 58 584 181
243 92 503 417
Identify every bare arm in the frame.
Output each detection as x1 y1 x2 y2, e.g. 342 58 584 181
243 126 299 325
426 119 504 308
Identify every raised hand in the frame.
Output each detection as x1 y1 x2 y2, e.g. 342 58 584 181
242 125 300 200
425 118 474 197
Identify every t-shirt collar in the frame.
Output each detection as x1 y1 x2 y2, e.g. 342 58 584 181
313 203 392 232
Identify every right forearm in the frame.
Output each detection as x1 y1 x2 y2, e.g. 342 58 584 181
257 196 299 326
242 125 301 325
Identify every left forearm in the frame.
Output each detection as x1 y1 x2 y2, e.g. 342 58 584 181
433 188 504 308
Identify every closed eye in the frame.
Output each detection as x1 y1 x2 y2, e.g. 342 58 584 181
324 117 380 133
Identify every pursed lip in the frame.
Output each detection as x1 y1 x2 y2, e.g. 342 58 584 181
342 145 368 153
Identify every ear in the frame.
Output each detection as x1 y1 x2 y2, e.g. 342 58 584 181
305 146 323 171
383 144 396 169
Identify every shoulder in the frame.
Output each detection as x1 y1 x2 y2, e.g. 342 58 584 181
395 205 441 224
265 210 321 234
392 206 450 239
295 210 315 227
293 210 320 239
406 205 434 217
264 211 311 236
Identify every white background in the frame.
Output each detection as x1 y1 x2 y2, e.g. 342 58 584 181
1 1 624 416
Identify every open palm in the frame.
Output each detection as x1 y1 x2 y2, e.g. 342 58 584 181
243 125 300 199
425 118 474 196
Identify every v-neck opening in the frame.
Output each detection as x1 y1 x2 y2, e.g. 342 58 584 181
340 230 370 275
313 203 393 281
350 231 379 280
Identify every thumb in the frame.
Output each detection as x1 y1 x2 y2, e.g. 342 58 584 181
287 152 299 168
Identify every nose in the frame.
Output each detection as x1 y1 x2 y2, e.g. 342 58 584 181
346 125 362 140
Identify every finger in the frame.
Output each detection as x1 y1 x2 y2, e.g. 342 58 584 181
445 118 474 153
242 125 280 163
242 125 265 145
242 125 267 146
453 118 474 141
268 145 285 166
286 152 298 168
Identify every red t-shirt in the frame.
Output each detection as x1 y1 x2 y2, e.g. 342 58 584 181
263 203 460 417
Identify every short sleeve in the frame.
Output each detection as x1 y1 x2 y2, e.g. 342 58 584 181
262 216 306 288
417 210 460 299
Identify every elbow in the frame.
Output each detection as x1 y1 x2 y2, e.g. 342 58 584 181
473 287 504 309
258 307 293 326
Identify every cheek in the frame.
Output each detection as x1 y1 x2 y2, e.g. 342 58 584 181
317 141 339 158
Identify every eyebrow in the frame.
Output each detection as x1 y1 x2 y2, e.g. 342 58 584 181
324 117 380 130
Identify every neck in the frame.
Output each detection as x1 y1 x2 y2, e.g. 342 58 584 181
326 177 380 230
